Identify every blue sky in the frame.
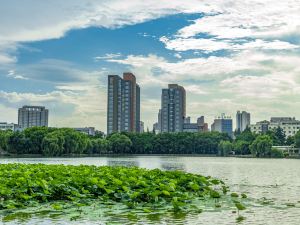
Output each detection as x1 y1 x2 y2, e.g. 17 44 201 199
1 0 300 131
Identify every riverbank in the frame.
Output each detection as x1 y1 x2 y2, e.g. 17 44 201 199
1 153 299 159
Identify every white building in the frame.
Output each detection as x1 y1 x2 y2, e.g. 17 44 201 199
139 121 144 133
236 111 250 132
249 117 300 137
0 122 16 131
74 127 95 136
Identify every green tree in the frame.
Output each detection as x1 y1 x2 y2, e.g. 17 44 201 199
7 131 29 154
273 127 286 146
0 130 12 152
109 133 132 154
61 128 88 154
235 127 256 143
218 140 233 156
294 131 300 148
285 135 295 146
24 127 52 154
87 138 110 154
270 148 284 158
250 135 273 157
42 131 65 156
233 140 250 155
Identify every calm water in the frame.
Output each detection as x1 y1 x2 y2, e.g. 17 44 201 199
0 156 300 225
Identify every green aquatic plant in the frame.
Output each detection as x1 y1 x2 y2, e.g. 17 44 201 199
231 193 239 198
0 164 233 212
0 163 251 224
234 201 246 221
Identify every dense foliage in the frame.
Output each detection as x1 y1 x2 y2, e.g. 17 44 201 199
0 127 230 156
0 164 240 212
0 126 297 157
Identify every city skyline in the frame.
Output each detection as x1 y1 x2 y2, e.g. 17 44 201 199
1 1 300 131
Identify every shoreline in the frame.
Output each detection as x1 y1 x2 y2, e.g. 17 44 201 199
0 153 299 159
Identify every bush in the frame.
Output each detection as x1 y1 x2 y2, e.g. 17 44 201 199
270 148 284 158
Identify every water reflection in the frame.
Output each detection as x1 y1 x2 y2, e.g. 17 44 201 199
160 161 185 171
107 159 139 167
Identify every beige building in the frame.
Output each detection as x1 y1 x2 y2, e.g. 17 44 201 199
249 117 300 137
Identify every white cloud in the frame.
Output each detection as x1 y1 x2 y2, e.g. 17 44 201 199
94 53 122 61
106 51 300 129
0 83 107 129
0 54 16 65
160 37 299 52
6 70 28 80
176 1 300 39
0 0 212 44
220 74 296 98
0 0 299 67
1 0 300 130
174 53 182 59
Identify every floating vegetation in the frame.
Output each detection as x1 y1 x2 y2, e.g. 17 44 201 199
0 164 248 222
285 203 296 207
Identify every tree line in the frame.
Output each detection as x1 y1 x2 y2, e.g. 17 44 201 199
219 127 299 158
0 127 229 156
0 126 299 157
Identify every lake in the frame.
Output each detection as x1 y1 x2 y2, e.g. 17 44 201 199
0 156 299 225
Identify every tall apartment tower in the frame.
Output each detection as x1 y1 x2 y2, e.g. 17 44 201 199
161 84 186 132
236 111 251 132
18 106 49 129
107 73 140 134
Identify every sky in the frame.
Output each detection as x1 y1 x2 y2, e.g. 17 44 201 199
0 0 300 131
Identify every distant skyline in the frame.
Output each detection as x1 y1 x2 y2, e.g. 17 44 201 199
1 1 300 131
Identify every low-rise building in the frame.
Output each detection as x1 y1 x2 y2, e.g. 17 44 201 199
74 127 95 136
0 122 17 131
249 117 300 137
182 116 209 133
183 123 199 132
211 114 233 137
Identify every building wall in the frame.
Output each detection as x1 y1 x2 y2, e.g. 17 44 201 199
211 115 233 137
250 119 300 137
18 106 48 129
74 127 95 136
161 84 186 133
183 123 199 132
136 85 140 133
236 111 250 132
107 73 140 134
0 122 15 131
107 75 122 134
222 119 233 137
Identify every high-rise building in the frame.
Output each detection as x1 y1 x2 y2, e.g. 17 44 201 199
197 116 205 126
211 113 233 137
161 84 186 132
197 116 209 132
107 73 141 134
18 106 48 129
236 111 251 132
153 109 162 134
